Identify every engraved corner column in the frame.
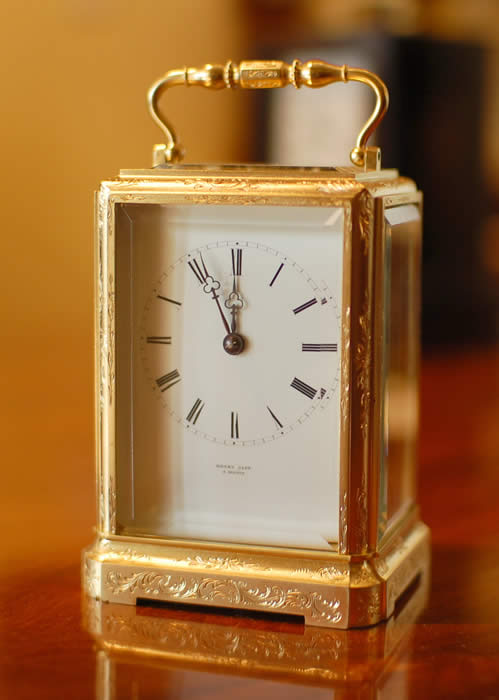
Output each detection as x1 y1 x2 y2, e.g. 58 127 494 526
343 189 376 554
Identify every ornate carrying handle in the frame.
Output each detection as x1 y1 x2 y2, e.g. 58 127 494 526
148 59 389 170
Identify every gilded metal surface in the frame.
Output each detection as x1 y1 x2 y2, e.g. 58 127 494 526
87 164 426 628
83 522 429 630
147 60 388 169
85 555 430 690
107 571 343 625
358 188 374 255
339 200 352 555
341 189 375 555
356 289 372 441
384 191 423 208
96 188 116 536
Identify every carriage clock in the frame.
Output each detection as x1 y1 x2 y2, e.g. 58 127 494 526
83 59 430 628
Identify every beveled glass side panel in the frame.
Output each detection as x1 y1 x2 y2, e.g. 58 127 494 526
379 205 421 538
115 203 344 550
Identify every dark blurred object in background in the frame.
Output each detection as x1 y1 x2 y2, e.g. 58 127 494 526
245 1 499 348
397 37 496 348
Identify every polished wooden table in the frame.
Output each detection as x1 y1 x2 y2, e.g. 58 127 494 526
2 345 499 698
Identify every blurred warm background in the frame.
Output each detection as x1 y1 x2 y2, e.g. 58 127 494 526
1 0 499 575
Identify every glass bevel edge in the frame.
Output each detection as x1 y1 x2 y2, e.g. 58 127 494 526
376 193 423 549
97 531 344 561
368 196 386 548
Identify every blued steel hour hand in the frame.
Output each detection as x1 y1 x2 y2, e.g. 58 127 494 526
224 284 243 333
224 247 244 332
221 247 245 355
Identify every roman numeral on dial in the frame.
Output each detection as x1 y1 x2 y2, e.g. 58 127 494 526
290 377 317 400
231 411 239 439
231 248 242 276
269 262 284 287
267 405 283 429
302 343 338 352
156 370 181 392
147 336 171 344
293 298 317 315
157 295 181 306
188 254 209 284
186 398 204 424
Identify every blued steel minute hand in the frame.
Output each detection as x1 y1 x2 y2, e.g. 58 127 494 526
188 254 231 335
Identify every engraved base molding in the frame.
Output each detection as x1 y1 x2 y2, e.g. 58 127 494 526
85 554 429 686
83 521 430 629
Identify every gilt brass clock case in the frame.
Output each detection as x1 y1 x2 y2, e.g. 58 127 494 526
83 60 429 628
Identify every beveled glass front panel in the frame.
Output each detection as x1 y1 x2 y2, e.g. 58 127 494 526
379 204 421 537
115 203 344 549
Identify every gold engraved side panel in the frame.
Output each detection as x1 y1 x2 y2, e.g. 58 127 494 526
84 539 351 628
342 188 375 555
96 187 117 535
339 202 352 553
102 569 345 627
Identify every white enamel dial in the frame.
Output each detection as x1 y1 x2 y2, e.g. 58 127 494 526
140 240 340 447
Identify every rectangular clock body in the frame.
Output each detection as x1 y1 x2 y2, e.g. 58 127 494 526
84 164 429 628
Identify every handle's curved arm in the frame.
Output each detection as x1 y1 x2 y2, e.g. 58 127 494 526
147 59 389 170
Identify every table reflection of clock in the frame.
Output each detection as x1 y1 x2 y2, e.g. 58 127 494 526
83 58 430 629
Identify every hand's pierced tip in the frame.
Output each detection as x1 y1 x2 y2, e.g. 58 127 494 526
224 291 244 309
203 275 221 294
